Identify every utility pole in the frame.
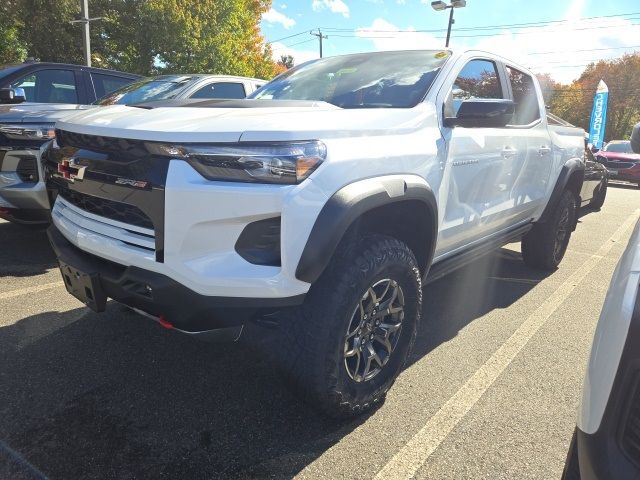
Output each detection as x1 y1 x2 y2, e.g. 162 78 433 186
445 6 454 47
430 1 467 48
310 28 328 58
70 0 103 67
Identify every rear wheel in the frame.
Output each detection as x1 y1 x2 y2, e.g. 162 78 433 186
276 235 422 418
589 180 607 210
522 190 577 270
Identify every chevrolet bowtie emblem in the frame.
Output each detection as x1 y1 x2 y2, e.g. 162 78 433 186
57 157 87 182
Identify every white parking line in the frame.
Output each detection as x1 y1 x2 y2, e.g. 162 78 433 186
0 281 64 301
374 209 640 480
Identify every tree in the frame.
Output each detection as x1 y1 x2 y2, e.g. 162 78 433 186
0 0 28 64
546 53 640 141
0 0 279 79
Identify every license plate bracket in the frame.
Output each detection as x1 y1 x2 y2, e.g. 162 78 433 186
59 261 107 312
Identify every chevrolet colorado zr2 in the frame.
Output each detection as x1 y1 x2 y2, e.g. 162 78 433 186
43 50 586 417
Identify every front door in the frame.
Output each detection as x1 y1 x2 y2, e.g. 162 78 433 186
436 58 518 257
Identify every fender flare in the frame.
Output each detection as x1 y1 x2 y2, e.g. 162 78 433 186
295 176 438 284
538 158 585 225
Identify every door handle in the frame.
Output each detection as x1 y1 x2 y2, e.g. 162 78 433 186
502 147 518 158
538 146 552 156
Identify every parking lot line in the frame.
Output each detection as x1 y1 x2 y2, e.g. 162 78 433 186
0 281 64 301
374 209 640 480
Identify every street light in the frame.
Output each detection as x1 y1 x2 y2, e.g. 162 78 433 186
431 0 467 47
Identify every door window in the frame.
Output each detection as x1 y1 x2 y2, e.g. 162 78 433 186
91 73 134 99
506 66 540 125
11 69 78 103
190 82 246 99
446 59 503 117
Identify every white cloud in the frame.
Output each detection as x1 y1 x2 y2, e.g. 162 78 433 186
262 7 296 29
355 18 442 51
396 0 406 4
457 14 640 83
280 3 287 8
311 0 350 18
270 41 318 65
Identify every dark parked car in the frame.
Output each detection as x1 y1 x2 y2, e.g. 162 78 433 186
547 113 608 209
0 61 140 105
595 140 640 188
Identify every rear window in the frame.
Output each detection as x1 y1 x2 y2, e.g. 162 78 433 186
506 66 540 125
91 73 135 99
251 50 451 108
190 82 246 99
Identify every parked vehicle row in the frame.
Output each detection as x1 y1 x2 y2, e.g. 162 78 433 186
42 49 593 417
0 61 264 224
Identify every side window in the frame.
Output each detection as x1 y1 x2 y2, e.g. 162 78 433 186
446 59 503 117
91 73 133 99
11 69 78 103
190 82 247 99
506 66 540 125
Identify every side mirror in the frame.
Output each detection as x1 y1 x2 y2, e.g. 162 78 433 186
631 122 640 154
0 87 27 104
444 99 514 128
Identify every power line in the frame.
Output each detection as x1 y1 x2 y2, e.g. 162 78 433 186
528 45 640 55
320 11 640 34
266 30 309 45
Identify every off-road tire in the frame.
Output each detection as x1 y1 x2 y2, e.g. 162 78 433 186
589 180 607 210
276 235 422 418
522 190 577 271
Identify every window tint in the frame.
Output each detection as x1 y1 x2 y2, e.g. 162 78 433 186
447 59 503 116
91 73 133 99
190 82 246 99
10 69 78 103
506 66 540 125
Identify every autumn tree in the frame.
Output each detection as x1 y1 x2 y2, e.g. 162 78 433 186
1 0 278 79
546 53 640 141
278 54 294 69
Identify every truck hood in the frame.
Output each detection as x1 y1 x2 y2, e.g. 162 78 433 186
0 103 93 123
55 101 435 143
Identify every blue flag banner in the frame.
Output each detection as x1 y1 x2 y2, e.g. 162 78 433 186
588 80 609 149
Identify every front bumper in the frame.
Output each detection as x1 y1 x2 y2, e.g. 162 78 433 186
48 224 305 334
608 163 640 184
0 147 50 224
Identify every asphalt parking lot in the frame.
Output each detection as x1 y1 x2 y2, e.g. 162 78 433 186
1 185 639 480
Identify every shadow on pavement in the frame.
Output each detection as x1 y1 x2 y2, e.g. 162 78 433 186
0 222 56 277
0 247 550 479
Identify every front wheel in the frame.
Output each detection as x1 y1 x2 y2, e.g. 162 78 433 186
277 235 422 418
522 190 577 270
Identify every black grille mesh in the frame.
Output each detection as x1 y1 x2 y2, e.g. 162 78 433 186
622 379 640 465
56 129 149 158
59 187 154 230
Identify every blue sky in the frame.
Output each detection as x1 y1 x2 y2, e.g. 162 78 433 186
260 0 640 83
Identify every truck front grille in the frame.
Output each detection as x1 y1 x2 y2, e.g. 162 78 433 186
58 187 153 230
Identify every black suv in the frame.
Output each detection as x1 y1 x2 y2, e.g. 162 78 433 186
0 61 140 104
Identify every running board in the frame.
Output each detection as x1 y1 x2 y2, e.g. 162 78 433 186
425 223 533 284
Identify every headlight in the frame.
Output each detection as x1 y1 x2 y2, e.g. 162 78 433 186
146 141 326 184
0 123 56 141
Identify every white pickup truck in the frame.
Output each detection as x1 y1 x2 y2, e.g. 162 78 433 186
44 49 586 417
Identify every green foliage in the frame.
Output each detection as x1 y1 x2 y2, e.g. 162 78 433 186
0 0 277 79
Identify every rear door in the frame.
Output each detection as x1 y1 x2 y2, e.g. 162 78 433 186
436 57 519 256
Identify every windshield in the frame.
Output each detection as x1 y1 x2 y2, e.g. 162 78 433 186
250 50 451 108
603 141 632 153
95 76 194 105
